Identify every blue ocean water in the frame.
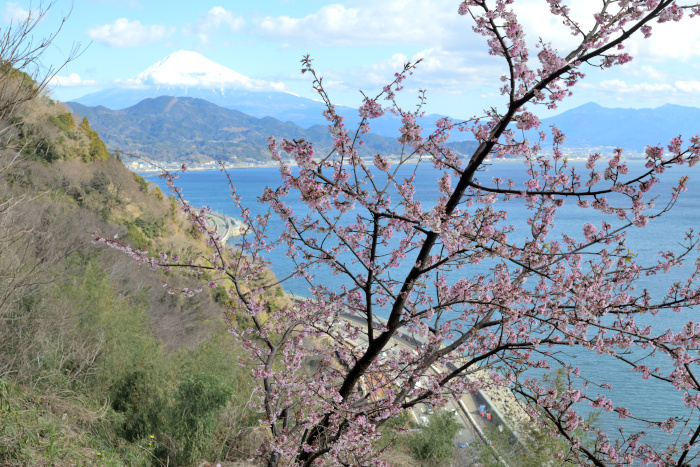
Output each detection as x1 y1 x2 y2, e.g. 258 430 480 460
143 159 700 454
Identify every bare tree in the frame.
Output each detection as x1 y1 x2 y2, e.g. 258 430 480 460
0 1 82 377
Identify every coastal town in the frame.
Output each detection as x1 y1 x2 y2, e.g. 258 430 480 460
126 145 651 174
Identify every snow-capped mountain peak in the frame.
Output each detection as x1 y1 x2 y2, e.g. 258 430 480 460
130 50 252 89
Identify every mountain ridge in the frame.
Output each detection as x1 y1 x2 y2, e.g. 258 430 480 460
66 96 480 164
69 50 470 140
538 102 700 151
67 93 700 166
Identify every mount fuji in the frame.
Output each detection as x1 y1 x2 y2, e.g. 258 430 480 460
71 50 333 127
70 50 464 140
129 50 262 91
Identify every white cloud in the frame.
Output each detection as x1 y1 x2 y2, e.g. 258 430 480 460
2 3 29 23
289 46 501 99
675 81 700 94
400 48 502 95
582 80 676 94
622 65 669 82
48 73 97 88
200 7 244 32
255 0 700 67
443 1 700 66
252 0 604 53
256 1 463 47
253 1 699 115
617 18 700 61
513 1 598 52
513 1 700 61
87 18 175 48
255 0 689 99
188 7 245 44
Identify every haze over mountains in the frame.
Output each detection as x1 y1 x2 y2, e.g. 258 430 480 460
72 50 458 139
67 96 456 164
537 103 700 152
69 50 700 163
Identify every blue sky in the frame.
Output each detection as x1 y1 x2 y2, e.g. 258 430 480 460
5 0 700 118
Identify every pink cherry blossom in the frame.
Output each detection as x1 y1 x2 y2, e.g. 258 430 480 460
99 3 700 466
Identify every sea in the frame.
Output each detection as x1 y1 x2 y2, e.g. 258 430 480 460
143 158 700 456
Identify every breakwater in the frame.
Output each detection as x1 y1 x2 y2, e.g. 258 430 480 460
198 209 248 242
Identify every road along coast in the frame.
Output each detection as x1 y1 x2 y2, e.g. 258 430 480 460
320 307 531 462
340 312 531 463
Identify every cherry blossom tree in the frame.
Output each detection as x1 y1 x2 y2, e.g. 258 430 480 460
100 1 700 465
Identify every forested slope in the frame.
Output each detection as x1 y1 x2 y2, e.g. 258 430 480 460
0 77 285 465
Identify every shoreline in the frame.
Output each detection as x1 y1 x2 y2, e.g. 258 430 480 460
134 153 650 175
136 163 279 175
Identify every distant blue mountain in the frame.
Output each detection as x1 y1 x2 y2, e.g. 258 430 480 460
65 96 481 164
73 52 700 151
71 86 471 142
73 58 700 157
537 102 700 152
73 87 328 127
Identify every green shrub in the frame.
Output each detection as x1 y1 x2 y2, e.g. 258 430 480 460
212 284 230 304
407 409 461 465
125 223 150 250
152 186 164 201
110 370 165 443
86 171 111 195
164 374 232 465
133 173 149 193
79 117 110 162
134 216 166 239
49 112 76 133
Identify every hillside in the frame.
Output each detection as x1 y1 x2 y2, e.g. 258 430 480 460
0 76 286 464
72 85 700 165
1 83 437 466
1 73 464 467
66 96 479 165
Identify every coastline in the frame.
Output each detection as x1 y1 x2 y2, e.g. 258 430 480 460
136 163 279 174
134 153 644 175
